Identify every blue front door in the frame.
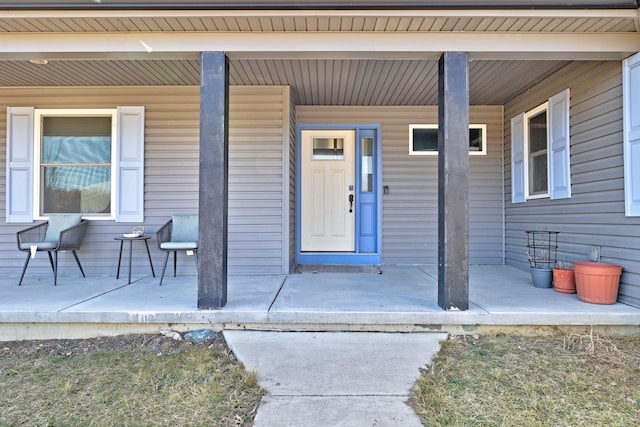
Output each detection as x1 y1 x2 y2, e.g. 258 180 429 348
296 125 382 265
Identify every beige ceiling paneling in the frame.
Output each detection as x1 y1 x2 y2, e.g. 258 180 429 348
0 59 201 86
228 59 572 105
0 15 636 33
0 9 632 109
469 60 570 104
0 57 577 105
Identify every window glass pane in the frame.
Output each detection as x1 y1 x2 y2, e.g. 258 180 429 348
42 136 111 164
529 153 548 195
527 108 548 196
412 128 438 152
361 137 373 193
40 116 112 215
528 111 547 153
43 116 111 137
43 166 111 214
411 126 485 153
312 137 344 160
469 128 483 152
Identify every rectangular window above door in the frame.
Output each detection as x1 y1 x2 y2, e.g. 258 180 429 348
409 124 487 155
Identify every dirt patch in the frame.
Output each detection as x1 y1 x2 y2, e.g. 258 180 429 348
0 332 224 359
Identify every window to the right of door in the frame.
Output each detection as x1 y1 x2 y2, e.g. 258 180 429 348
409 124 487 155
524 102 549 199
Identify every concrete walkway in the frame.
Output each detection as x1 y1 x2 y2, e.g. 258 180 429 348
223 330 447 427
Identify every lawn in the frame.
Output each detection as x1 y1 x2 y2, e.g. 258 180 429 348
3 331 639 426
0 333 264 426
411 333 640 426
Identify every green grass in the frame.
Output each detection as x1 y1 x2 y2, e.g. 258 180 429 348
0 334 264 426
411 333 640 427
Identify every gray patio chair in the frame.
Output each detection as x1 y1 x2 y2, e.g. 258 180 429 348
156 214 198 285
16 214 89 286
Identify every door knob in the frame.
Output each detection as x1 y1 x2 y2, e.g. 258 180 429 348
348 194 354 213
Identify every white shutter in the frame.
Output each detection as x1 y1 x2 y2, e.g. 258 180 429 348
116 106 145 222
624 53 640 217
511 113 525 204
548 89 571 200
6 107 35 223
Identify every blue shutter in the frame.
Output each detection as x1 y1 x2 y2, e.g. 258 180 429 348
116 106 145 223
548 89 571 200
511 113 525 204
6 107 34 223
624 53 640 216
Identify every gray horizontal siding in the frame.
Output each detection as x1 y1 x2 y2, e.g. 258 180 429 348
297 105 504 265
229 86 288 275
0 85 288 277
504 60 640 307
0 87 200 277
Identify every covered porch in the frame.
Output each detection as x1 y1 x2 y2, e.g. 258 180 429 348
1 3 639 317
1 265 639 341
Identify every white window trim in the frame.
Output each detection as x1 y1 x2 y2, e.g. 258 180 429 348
7 105 144 223
409 123 488 155
33 108 118 220
511 88 571 204
523 102 550 200
623 52 640 217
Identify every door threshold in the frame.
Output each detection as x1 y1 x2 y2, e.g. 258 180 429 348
294 264 383 274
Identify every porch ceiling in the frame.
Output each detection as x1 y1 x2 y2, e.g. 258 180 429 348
0 57 575 105
0 9 635 105
0 10 637 34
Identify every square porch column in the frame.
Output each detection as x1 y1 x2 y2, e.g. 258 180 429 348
437 52 470 311
198 52 229 308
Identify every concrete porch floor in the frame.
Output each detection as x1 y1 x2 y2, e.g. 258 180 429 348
1 265 639 340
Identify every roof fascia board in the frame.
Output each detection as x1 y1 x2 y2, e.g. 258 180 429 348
0 9 637 18
0 31 636 60
0 1 637 11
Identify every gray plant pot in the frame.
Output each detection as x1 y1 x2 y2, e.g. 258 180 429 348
531 266 553 288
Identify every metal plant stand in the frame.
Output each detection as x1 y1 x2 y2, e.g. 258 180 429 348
525 231 560 289
525 230 559 269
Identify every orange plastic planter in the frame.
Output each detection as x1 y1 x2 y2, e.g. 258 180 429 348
573 262 622 305
553 268 576 294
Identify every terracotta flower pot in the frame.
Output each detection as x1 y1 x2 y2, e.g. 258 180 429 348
553 268 576 294
573 262 622 305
